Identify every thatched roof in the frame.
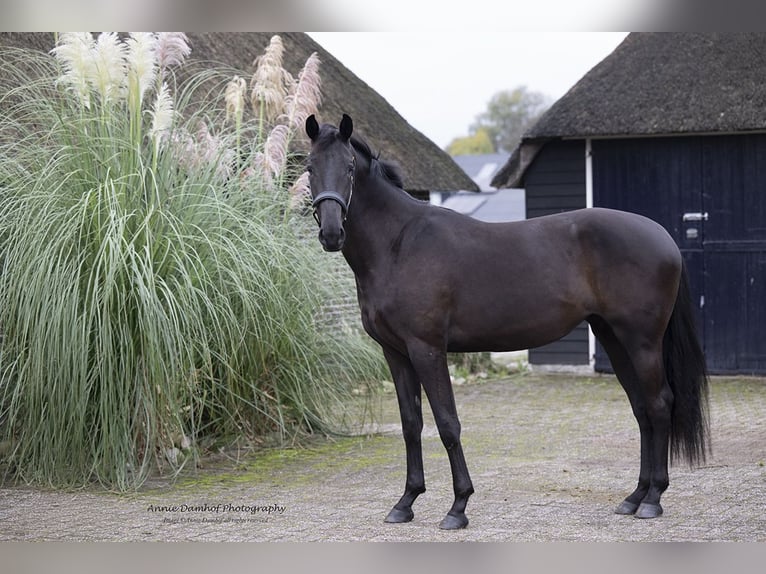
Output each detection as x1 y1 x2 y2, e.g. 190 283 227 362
492 33 766 188
0 33 477 194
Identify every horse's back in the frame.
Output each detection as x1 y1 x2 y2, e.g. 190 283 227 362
395 206 681 300
527 207 672 245
431 205 675 251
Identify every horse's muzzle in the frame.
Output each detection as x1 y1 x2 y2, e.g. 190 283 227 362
318 226 346 252
314 194 347 252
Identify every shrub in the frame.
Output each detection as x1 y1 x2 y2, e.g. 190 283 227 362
0 33 385 490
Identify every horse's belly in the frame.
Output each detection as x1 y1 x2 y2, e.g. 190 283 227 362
445 307 585 353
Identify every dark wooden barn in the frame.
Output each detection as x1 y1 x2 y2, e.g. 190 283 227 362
492 33 766 375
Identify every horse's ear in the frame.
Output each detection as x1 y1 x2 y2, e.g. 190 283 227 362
306 114 319 141
339 114 353 141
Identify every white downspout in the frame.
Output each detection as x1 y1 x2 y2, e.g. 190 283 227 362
585 139 596 369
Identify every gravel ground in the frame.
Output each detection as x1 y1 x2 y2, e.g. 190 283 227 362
1 372 764 542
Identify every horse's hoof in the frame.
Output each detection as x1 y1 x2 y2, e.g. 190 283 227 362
438 513 468 530
384 507 414 523
615 500 639 515
635 502 663 519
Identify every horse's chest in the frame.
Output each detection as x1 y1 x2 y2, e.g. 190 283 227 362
355 269 451 350
357 284 403 347
358 297 384 338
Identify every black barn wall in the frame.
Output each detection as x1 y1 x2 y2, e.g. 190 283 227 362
523 140 590 366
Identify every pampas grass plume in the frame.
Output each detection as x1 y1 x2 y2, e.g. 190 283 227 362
288 170 311 210
126 32 157 107
250 35 291 123
149 81 174 142
156 32 191 77
225 75 247 125
90 32 128 105
263 124 289 180
50 32 96 108
283 52 322 132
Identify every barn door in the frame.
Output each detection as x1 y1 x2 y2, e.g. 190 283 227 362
592 135 766 375
591 137 704 371
699 135 766 373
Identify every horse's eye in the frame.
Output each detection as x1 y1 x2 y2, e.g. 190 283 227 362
306 166 313 175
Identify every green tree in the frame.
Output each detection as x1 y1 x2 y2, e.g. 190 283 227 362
445 127 494 156
470 86 550 153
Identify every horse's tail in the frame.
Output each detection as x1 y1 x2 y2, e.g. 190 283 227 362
663 262 710 466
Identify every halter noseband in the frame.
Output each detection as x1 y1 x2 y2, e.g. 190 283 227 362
311 191 349 225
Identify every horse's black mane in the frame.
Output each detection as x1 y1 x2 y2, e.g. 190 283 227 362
314 124 405 189
349 135 405 189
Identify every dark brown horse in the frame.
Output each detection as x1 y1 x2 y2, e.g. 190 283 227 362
305 114 709 530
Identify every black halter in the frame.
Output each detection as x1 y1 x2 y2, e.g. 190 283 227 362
311 156 355 225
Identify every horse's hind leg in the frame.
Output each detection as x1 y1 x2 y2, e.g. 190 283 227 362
407 339 474 530
589 317 672 519
381 345 426 523
628 343 673 519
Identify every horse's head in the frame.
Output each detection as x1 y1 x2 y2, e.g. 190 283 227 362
305 113 355 252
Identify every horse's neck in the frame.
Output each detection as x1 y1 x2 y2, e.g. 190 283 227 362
342 174 422 278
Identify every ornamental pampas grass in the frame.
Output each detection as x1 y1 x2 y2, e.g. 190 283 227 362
263 124 290 181
150 82 174 136
155 32 191 79
52 32 129 109
170 121 233 182
149 81 175 162
90 32 128 106
238 38 323 194
250 35 292 125
50 32 96 108
126 32 157 109
225 75 247 125
289 170 311 210
250 125 291 188
282 52 322 133
0 37 386 490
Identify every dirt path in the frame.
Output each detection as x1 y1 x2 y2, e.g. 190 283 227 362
1 373 764 541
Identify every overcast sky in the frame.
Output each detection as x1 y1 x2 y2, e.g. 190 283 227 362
308 32 628 149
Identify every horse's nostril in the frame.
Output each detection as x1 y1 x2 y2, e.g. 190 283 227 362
317 226 345 252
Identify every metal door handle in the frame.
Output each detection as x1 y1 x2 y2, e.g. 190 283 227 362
683 212 709 222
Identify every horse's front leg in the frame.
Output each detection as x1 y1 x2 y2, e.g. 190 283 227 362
407 339 474 530
381 345 426 524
